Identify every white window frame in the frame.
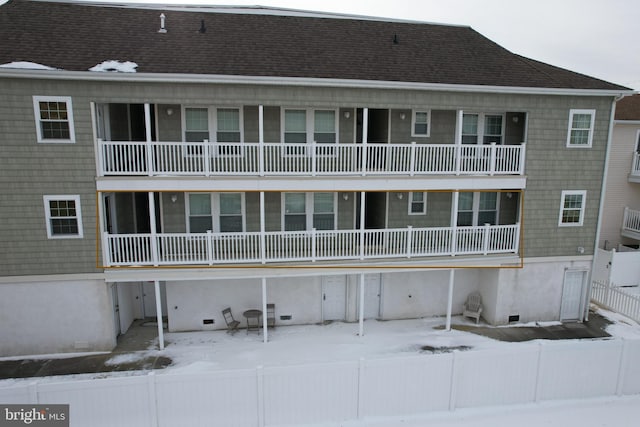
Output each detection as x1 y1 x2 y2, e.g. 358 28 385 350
408 192 427 215
411 110 431 137
43 195 83 239
186 192 246 233
558 190 587 227
33 96 76 143
566 109 595 148
461 112 505 145
182 106 244 155
281 108 339 146
281 192 337 231
457 192 500 226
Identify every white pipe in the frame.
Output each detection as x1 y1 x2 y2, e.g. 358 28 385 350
262 277 268 343
154 280 165 350
358 273 365 336
445 269 455 331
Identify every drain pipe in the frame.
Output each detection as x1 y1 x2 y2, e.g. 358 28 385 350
586 93 628 321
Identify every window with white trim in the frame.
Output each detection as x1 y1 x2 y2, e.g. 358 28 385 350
567 109 595 148
283 108 338 146
412 110 430 137
33 96 76 143
43 195 83 238
408 192 427 215
457 192 498 226
283 192 336 231
559 190 586 226
314 110 336 143
187 193 245 233
462 113 504 144
184 108 210 142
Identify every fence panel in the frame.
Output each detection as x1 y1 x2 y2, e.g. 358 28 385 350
452 345 539 408
155 370 258 427
619 339 640 395
0 384 31 403
360 354 453 417
263 361 359 426
37 376 153 427
537 340 623 401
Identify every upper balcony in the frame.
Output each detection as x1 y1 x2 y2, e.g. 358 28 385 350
630 153 640 183
622 207 640 241
97 140 526 177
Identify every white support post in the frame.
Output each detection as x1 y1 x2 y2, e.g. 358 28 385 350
259 105 265 177
97 193 107 266
206 230 214 265
203 139 211 177
406 225 413 258
144 103 153 176
409 141 416 176
450 191 459 256
489 142 496 175
90 102 101 176
519 142 526 175
262 277 268 343
154 280 165 350
148 192 159 266
311 140 317 176
260 192 266 264
445 269 455 331
360 191 366 260
358 273 365 336
482 223 491 255
311 227 317 262
514 222 521 254
361 108 368 176
455 110 463 175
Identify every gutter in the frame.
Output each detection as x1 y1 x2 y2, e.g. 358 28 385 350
0 69 634 98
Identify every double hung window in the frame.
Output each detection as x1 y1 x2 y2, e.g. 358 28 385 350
283 192 336 231
457 192 498 226
184 107 243 155
559 191 586 226
412 111 430 137
33 96 75 143
187 193 245 233
462 113 503 144
43 195 83 238
408 192 427 215
567 110 595 148
283 108 338 155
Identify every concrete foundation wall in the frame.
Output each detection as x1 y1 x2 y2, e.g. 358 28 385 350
0 278 115 357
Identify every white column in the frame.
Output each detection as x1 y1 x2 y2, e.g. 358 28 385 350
361 108 368 175
144 103 153 176
358 273 365 336
97 193 107 266
259 105 265 176
450 191 459 256
359 191 366 260
154 280 165 350
148 192 159 266
262 277 268 343
445 269 455 331
455 110 463 175
260 191 266 264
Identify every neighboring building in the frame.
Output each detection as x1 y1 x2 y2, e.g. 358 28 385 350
0 0 633 356
599 94 640 249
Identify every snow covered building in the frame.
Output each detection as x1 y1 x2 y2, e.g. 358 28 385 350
0 0 633 356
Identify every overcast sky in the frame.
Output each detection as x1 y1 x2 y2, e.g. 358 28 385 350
32 0 640 90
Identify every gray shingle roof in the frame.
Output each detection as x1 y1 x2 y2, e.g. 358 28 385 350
0 0 629 91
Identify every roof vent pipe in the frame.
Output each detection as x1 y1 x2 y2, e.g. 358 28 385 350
393 33 399 44
199 19 206 33
158 13 167 33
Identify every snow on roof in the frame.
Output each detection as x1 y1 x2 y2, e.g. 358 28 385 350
89 60 138 73
0 61 57 70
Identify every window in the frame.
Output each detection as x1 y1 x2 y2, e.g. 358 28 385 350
313 192 335 229
283 192 336 231
283 108 339 148
457 192 498 226
283 192 307 231
184 108 209 142
412 110 430 137
188 193 213 233
43 195 83 238
462 113 504 145
216 108 241 143
559 190 586 226
408 192 427 215
33 96 75 143
284 110 307 144
314 110 336 143
187 193 245 233
567 109 595 148
219 193 243 232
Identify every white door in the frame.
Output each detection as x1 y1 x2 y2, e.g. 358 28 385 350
111 284 121 337
322 275 347 321
358 274 381 319
142 281 168 318
560 270 586 321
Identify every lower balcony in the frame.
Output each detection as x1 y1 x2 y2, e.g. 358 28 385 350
622 207 640 240
102 224 521 267
630 153 640 183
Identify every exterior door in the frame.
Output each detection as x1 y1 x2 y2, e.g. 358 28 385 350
142 281 168 318
358 274 381 319
322 275 347 321
111 284 121 337
560 270 586 321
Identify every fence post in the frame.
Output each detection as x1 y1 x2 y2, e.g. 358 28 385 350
406 226 413 258
489 142 496 175
482 223 490 255
513 222 521 254
616 338 628 396
102 231 112 266
409 142 416 176
519 143 526 174
146 372 159 427
203 139 211 177
311 140 317 176
357 358 365 419
448 351 458 410
534 341 545 402
207 230 214 266
311 228 317 262
455 144 461 175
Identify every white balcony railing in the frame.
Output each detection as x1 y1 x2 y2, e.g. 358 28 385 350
631 153 640 179
102 224 520 267
97 140 526 177
623 207 640 235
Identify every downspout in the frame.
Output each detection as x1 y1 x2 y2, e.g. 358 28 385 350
586 93 627 321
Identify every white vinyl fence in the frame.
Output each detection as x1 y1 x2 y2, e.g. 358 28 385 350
591 280 640 323
1 339 640 427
